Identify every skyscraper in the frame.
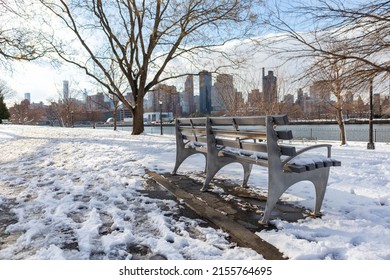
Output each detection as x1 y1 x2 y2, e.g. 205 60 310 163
24 92 31 102
199 70 212 114
214 74 235 112
262 68 277 104
183 75 195 115
63 80 69 100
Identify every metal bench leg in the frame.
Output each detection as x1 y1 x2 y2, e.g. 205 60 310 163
311 168 330 216
172 150 189 174
201 162 221 192
172 148 205 175
259 172 288 224
260 186 284 224
260 168 331 224
241 163 253 188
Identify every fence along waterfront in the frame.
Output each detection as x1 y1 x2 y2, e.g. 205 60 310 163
107 123 390 143
287 124 390 143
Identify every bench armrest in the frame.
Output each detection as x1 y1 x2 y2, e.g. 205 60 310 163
281 144 332 166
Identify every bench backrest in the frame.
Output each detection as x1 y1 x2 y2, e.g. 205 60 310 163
176 115 297 158
206 115 296 157
175 117 208 145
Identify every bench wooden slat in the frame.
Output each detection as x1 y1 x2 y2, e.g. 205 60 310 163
271 115 289 125
215 138 241 149
209 116 268 126
214 138 296 157
305 163 316 171
285 164 307 173
177 118 207 126
179 127 207 134
211 129 267 139
182 134 207 144
209 118 240 126
276 130 293 140
279 145 297 156
231 116 267 126
323 159 341 167
331 159 342 166
209 115 287 126
221 151 270 168
285 158 342 173
215 139 269 153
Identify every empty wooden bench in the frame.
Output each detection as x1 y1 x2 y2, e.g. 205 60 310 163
172 115 341 224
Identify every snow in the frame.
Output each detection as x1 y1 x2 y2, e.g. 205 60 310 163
0 124 390 260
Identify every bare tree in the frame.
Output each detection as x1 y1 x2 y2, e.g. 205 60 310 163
47 82 83 127
0 0 45 65
262 0 390 82
0 79 16 100
33 0 263 135
306 58 349 144
9 99 44 124
300 39 373 145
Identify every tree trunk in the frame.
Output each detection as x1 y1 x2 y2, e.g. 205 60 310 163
113 104 117 131
336 108 347 145
132 98 145 135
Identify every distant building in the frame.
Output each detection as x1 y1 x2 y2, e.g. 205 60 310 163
282 94 294 104
214 74 236 112
83 89 88 104
296 88 311 113
309 80 333 118
382 96 390 117
199 70 212 114
211 85 225 112
262 68 277 104
309 80 331 103
86 92 107 111
345 91 354 103
248 89 261 105
63 80 69 100
24 92 31 102
374 93 381 116
149 84 181 117
182 75 195 115
193 95 200 112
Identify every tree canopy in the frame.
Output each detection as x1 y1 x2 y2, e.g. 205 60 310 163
32 0 264 134
0 0 45 66
262 0 390 82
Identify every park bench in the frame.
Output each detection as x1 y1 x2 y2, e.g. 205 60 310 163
172 115 341 224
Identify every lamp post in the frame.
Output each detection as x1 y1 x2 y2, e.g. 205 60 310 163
367 78 375 150
159 100 163 135
112 93 118 131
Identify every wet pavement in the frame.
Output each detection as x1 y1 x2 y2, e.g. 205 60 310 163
147 170 311 260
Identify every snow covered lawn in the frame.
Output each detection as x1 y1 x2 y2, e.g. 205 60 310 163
0 125 390 260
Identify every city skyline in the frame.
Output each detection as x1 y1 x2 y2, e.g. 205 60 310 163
6 61 390 123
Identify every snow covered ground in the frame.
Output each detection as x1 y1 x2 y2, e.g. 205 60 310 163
0 124 389 260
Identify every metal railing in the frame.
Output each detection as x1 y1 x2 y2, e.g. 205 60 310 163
289 126 390 143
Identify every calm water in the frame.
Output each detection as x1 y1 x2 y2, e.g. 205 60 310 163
99 123 390 143
285 124 390 143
